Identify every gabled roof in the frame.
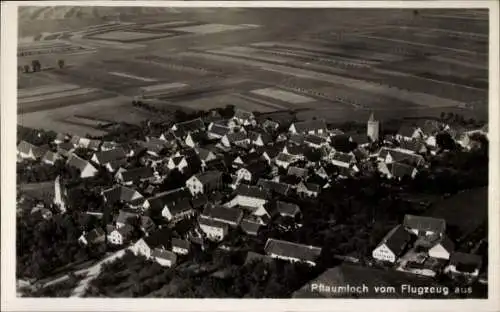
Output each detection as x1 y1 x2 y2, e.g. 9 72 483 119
160 131 176 142
348 133 370 145
235 184 269 200
433 235 455 253
101 141 118 150
262 119 280 130
379 148 424 166
174 118 205 133
398 140 425 153
304 134 326 145
67 154 94 172
102 185 143 204
172 238 191 250
116 210 139 225
332 152 355 164
42 150 61 163
276 201 301 217
208 124 231 136
116 224 135 237
242 161 268 177
120 167 154 182
225 131 247 143
284 144 307 156
403 214 446 234
147 188 191 212
203 205 243 225
398 125 420 138
88 139 102 150
58 142 75 152
167 198 193 215
196 147 215 161
186 131 208 143
107 158 128 172
193 170 222 186
377 224 412 256
289 133 305 145
191 195 208 209
276 152 296 163
287 166 308 178
257 179 292 196
291 119 327 133
390 162 416 178
171 156 185 165
143 227 171 249
87 228 105 242
93 148 127 164
304 182 321 193
264 238 322 263
240 219 262 235
152 248 177 263
449 252 482 271
233 108 254 120
17 140 45 158
248 130 272 144
198 215 229 229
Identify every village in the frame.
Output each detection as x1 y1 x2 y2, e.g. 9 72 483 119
16 103 489 298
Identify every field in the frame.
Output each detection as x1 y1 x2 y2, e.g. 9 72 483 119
17 8 489 136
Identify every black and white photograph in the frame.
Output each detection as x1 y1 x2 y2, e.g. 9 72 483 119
1 1 499 310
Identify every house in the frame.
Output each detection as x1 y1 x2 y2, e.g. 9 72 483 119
102 185 144 205
257 179 292 196
248 131 272 147
447 252 482 277
372 225 412 263
276 201 301 218
236 161 268 183
377 148 425 167
105 159 128 173
403 214 446 237
41 150 62 165
78 228 106 246
240 218 263 236
349 133 371 148
232 109 255 126
396 125 424 141
91 148 127 166
171 117 205 134
54 133 68 145
107 224 135 245
274 152 297 169
390 162 418 180
221 131 250 147
116 167 155 185
161 199 195 223
100 141 118 151
66 154 98 178
282 144 306 158
158 131 177 142
287 166 308 180
296 182 321 198
261 119 280 132
195 147 217 164
289 133 305 145
304 134 328 149
57 142 75 157
202 205 244 228
185 170 223 196
171 238 191 255
167 156 188 172
264 238 322 266
198 216 229 241
207 123 231 139
289 119 327 135
17 141 45 160
138 139 169 157
191 195 209 211
139 216 157 235
143 187 191 215
224 184 268 210
185 131 208 148
152 248 177 267
428 236 455 260
132 227 171 258
397 140 427 155
232 152 263 168
116 210 139 228
330 152 356 169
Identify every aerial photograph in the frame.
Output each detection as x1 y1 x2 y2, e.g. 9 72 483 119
15 6 489 298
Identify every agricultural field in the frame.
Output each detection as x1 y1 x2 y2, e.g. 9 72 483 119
17 7 489 137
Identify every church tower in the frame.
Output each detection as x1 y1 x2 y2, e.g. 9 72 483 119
367 112 380 142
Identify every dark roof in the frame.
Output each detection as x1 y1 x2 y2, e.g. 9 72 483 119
434 235 455 253
291 119 327 133
204 205 243 225
116 210 139 225
377 225 412 256
449 252 482 271
276 201 301 217
390 162 416 178
102 185 143 204
243 161 268 177
257 179 291 196
167 198 193 215
42 151 61 163
234 109 254 120
305 182 321 193
225 131 247 143
332 152 354 164
194 170 222 186
140 216 156 232
93 148 127 164
196 147 215 161
147 188 191 212
399 140 425 153
240 219 262 235
260 144 284 159
116 224 135 237
398 125 419 137
160 131 176 142
208 124 231 136
304 134 326 145
244 251 273 265
107 158 128 172
198 215 229 229
191 195 208 209
287 166 308 178
379 148 424 166
58 142 75 152
17 140 45 157
186 131 208 144
293 264 449 298
67 154 94 172
87 228 105 242
403 214 446 234
348 133 370 145
276 152 296 163
284 144 307 156
289 134 305 145
264 239 322 263
174 118 205 133
171 238 191 250
121 167 154 182
235 184 269 199
143 227 171 249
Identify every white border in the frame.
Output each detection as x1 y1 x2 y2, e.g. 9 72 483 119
1 1 499 312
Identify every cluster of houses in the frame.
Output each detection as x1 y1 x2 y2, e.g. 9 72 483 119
372 214 483 280
17 108 487 273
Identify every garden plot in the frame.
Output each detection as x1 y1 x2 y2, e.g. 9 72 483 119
19 87 100 104
109 72 158 82
172 23 250 34
207 46 291 65
18 83 81 99
140 82 189 96
177 93 279 112
143 20 197 29
250 88 315 104
89 30 176 42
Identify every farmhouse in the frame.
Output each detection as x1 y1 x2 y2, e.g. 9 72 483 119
17 141 46 161
257 179 292 196
185 132 208 148
287 166 308 179
186 170 223 195
116 167 155 185
275 152 297 169
171 117 205 134
66 154 98 178
403 214 446 237
91 148 127 166
202 205 244 228
289 119 327 135
225 184 268 209
152 249 177 267
102 185 144 205
195 147 217 164
143 188 191 214
304 134 328 149
397 140 427 155
240 218 263 236
132 227 171 259
264 238 322 266
139 216 157 235
221 131 250 147
396 125 424 141
296 181 321 198
167 156 189 172
198 216 229 241
42 150 62 165
377 148 425 167
161 199 195 223
330 152 356 169
372 224 412 263
447 252 482 277
57 142 75 157
236 161 269 183
248 131 272 147
116 209 139 228
207 123 231 139
276 201 301 218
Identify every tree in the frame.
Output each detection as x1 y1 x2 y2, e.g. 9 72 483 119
23 65 30 73
31 60 41 72
58 59 65 69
